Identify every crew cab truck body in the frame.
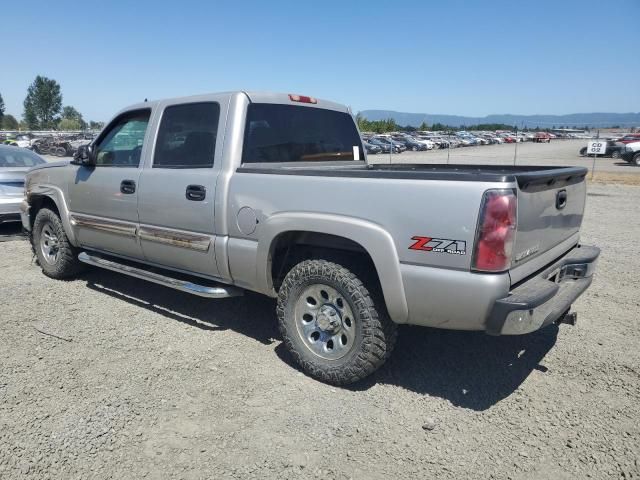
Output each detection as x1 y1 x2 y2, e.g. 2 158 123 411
21 91 600 384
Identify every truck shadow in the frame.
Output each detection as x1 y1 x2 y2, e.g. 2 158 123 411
0 223 26 242
82 269 279 343
83 269 558 410
341 324 559 411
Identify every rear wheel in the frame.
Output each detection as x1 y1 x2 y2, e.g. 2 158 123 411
277 259 397 385
611 150 621 159
579 147 587 156
33 208 84 279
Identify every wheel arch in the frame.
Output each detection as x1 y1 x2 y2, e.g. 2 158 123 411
28 185 78 246
257 213 409 324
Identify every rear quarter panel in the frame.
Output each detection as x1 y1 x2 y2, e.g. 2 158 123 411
227 172 509 271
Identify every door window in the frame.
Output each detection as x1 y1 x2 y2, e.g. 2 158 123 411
153 102 220 168
94 110 150 167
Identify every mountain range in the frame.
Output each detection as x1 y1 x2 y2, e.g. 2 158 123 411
359 110 640 128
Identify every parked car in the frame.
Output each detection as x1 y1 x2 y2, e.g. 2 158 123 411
413 135 438 149
533 132 551 143
3 134 33 149
367 137 393 153
21 91 599 385
621 141 640 166
579 141 626 159
373 137 404 153
617 134 640 144
0 145 46 224
397 137 428 151
363 141 382 155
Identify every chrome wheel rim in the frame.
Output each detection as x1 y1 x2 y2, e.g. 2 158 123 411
40 222 60 264
294 284 356 360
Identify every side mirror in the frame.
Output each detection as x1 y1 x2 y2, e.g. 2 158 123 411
73 144 96 166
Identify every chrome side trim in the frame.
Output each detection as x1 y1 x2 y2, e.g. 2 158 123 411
78 252 242 298
138 225 211 252
70 214 137 238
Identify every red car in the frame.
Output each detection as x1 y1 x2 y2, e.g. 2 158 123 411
533 132 551 143
617 134 640 144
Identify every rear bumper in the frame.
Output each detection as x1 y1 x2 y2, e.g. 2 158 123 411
486 245 600 335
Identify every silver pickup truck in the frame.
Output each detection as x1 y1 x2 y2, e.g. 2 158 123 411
21 91 600 385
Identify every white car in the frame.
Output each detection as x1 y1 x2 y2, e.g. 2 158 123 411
413 137 436 149
622 141 640 166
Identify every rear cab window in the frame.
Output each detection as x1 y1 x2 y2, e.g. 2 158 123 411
241 104 364 164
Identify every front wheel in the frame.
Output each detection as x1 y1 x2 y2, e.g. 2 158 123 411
277 259 397 385
33 208 84 279
633 153 640 167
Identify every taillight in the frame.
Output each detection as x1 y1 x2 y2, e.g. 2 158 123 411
288 94 317 104
472 189 517 272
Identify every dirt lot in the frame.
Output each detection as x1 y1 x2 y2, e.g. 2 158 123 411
1 169 639 479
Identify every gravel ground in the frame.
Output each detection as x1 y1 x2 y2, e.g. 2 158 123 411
1 184 639 479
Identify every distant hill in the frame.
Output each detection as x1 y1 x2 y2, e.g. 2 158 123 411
359 110 640 129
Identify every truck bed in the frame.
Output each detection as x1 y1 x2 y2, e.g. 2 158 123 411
238 163 588 189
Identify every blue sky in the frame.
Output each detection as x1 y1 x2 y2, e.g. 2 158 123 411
3 0 638 122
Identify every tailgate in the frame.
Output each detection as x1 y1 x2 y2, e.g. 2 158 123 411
511 167 587 274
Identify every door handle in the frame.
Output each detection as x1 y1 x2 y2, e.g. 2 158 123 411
556 189 567 209
120 180 136 194
186 184 206 201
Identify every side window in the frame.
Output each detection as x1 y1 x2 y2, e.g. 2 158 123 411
94 110 150 167
153 102 220 168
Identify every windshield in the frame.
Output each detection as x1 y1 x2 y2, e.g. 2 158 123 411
242 104 363 163
0 149 45 168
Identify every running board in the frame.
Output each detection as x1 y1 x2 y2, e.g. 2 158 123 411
78 252 243 299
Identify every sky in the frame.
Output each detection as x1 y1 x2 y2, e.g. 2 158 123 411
2 0 639 122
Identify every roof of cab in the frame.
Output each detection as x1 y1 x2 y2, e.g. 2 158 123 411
116 91 351 117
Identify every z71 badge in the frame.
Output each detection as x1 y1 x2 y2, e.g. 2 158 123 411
409 236 467 255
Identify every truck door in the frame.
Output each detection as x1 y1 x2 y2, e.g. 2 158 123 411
136 100 223 278
67 109 151 259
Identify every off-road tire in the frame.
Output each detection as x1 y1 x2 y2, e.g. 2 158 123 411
277 259 397 385
32 208 84 279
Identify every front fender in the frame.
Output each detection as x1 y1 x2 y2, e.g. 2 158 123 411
257 212 409 324
27 184 78 246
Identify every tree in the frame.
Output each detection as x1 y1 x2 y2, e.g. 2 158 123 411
23 75 63 129
61 105 86 129
418 121 429 131
89 120 105 130
0 92 5 127
58 118 82 131
2 114 18 130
